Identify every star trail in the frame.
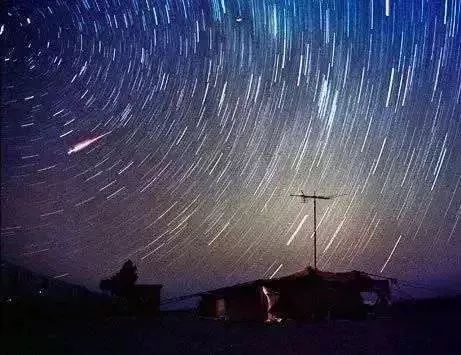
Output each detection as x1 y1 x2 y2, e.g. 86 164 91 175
1 0 460 297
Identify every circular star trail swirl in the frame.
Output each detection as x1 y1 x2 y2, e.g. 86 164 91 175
1 0 460 296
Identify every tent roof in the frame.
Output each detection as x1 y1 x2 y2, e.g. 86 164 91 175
201 267 376 297
274 267 371 283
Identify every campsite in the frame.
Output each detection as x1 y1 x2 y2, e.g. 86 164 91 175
3 262 461 354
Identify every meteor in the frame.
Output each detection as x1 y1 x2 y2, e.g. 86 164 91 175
67 131 111 155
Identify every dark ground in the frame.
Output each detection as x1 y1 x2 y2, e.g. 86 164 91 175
2 298 461 355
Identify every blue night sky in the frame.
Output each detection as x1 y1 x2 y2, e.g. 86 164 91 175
1 0 460 297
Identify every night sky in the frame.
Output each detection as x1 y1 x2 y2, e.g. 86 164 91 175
1 0 460 298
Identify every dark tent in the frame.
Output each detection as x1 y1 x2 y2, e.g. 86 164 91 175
198 267 390 322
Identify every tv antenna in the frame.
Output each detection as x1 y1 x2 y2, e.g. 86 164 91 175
289 190 345 270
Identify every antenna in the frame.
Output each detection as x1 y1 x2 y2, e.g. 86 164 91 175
289 191 345 269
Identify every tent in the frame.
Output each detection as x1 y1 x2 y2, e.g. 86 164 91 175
198 267 390 322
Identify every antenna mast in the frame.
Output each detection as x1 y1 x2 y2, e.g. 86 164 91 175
289 190 344 270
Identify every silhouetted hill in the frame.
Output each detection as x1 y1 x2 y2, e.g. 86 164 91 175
1 261 96 300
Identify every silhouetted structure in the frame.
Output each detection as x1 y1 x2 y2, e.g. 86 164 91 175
100 260 162 315
198 267 391 322
131 284 163 315
100 260 138 298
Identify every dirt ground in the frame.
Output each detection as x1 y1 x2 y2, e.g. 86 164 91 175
3 304 460 355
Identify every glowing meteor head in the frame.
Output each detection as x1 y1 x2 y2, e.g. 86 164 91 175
66 131 111 155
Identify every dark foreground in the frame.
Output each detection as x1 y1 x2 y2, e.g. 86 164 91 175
3 298 461 355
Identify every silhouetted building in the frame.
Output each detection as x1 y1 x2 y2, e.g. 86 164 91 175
131 284 162 315
198 267 391 322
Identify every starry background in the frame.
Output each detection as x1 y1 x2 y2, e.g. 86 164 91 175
1 0 460 298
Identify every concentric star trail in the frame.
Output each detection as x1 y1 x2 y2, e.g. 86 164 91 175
1 0 460 297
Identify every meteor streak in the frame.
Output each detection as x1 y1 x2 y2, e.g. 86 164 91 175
67 131 111 155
